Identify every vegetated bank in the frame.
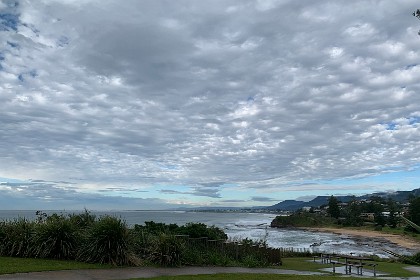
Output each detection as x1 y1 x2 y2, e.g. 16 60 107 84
270 195 420 265
0 210 282 267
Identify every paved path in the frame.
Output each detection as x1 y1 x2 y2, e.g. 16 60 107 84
0 267 324 280
0 265 419 280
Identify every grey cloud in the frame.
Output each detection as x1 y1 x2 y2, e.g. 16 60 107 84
159 189 185 195
190 186 221 198
0 181 172 210
250 196 277 202
159 184 222 198
0 1 420 209
221 199 246 203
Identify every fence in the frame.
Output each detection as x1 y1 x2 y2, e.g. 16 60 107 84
173 235 314 265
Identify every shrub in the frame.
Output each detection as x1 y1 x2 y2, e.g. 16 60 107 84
0 218 35 257
147 233 184 266
410 251 420 264
177 223 227 240
242 254 267 268
31 215 79 259
68 210 96 229
77 215 138 266
135 221 179 235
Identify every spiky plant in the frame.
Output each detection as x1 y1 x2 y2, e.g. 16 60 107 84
148 233 184 267
77 215 138 266
68 209 96 229
0 218 35 257
31 215 79 259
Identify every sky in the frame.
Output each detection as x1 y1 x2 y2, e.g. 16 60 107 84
1 0 420 210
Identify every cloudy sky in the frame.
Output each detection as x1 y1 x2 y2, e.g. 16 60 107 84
1 0 420 210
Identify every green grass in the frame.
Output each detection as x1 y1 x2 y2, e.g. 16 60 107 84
127 257 420 280
130 274 355 280
279 257 420 277
0 256 419 279
0 256 112 274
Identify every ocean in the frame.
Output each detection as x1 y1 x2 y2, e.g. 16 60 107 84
0 210 416 258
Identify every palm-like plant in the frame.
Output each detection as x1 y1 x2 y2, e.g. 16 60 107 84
77 215 138 266
0 219 35 257
31 216 79 259
148 233 184 266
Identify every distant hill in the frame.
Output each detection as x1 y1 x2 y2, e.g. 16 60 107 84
267 188 420 211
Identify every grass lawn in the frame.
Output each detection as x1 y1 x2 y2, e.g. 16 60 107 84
0 256 418 279
127 257 420 280
0 257 112 274
133 275 357 280
281 257 419 277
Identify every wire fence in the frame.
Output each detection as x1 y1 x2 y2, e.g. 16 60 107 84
173 235 313 265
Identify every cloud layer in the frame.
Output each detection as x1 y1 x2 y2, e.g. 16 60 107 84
1 0 420 209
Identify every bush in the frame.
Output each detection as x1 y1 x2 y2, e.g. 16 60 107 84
68 210 96 229
410 252 420 264
0 219 35 257
135 221 179 235
77 215 138 266
31 215 79 259
147 233 184 266
242 254 267 268
177 223 227 240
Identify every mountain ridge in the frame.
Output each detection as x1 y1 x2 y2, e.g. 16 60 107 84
266 187 420 211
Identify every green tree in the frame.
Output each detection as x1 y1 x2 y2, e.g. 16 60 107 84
408 196 420 226
343 198 363 227
368 196 386 227
327 196 340 219
387 198 399 228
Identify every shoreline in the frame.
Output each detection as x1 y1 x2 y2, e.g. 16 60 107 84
301 227 420 250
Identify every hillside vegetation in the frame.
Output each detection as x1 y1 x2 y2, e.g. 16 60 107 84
270 212 337 228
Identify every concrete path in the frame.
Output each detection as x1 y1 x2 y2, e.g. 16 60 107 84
0 267 324 280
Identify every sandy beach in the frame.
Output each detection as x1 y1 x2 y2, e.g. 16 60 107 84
303 227 420 251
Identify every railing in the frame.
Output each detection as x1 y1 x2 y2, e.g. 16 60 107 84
174 235 314 264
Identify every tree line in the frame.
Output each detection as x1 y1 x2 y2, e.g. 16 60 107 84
327 195 420 230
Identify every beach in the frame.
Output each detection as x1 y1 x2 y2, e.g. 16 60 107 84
303 227 420 251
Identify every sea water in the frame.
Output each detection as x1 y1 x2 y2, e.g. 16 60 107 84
0 210 415 258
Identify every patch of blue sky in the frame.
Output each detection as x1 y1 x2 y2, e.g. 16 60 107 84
385 122 397 130
409 116 420 126
0 13 19 31
326 168 420 190
157 163 179 170
381 116 420 131
0 177 25 183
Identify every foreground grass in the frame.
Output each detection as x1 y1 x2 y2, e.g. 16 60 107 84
0 256 418 279
132 275 355 280
0 257 112 274
281 257 419 277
